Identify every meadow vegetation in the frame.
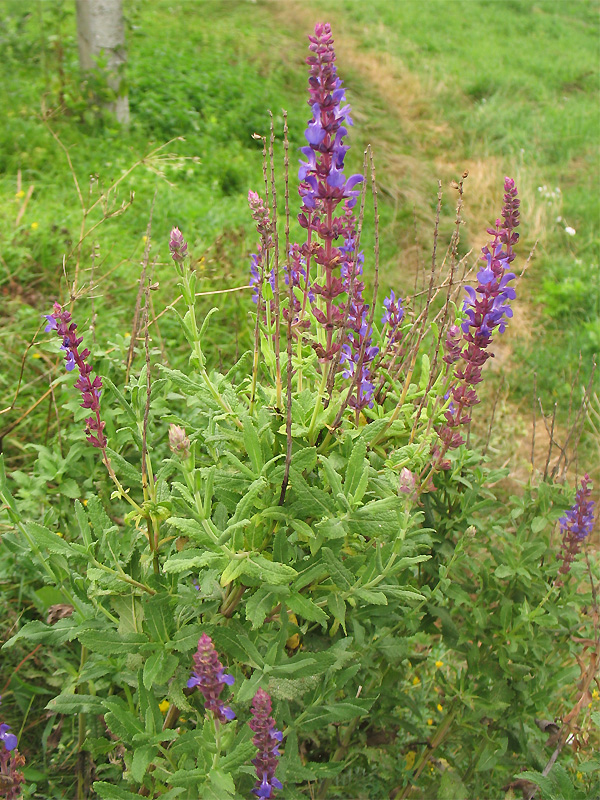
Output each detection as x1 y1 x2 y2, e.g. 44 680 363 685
0 2 598 799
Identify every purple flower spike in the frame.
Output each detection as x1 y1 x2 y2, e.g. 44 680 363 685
249 689 283 798
44 302 107 449
558 475 595 577
433 178 520 467
248 191 275 305
169 227 188 264
188 633 235 723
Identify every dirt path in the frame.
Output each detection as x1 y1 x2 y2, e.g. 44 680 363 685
267 3 598 496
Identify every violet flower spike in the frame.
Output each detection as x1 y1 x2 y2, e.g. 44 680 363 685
249 689 283 798
557 475 595 577
187 634 235 723
44 302 107 449
248 190 275 305
381 290 405 345
296 23 365 359
433 178 520 466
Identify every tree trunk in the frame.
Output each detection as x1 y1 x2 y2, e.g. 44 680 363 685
75 0 130 125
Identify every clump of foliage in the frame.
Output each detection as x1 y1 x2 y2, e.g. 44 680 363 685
0 21 598 800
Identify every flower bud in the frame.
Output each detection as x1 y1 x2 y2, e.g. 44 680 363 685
169 424 190 457
169 227 188 264
399 467 417 496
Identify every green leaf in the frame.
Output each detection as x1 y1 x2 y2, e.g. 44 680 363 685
231 477 268 523
531 516 549 533
28 522 80 558
518 771 559 798
344 439 367 499
475 736 507 772
439 769 468 800
209 769 235 797
353 588 387 605
210 627 264 668
104 447 142 487
287 593 328 624
301 699 372 730
289 468 335 518
46 693 104 714
86 495 114 538
79 630 148 655
243 417 264 474
241 555 297 586
168 517 217 547
320 456 344 497
245 587 279 629
347 496 401 538
102 376 138 425
271 651 337 678
495 565 514 579
219 740 256 773
102 699 144 744
130 744 158 783
143 650 165 689
429 605 460 647
322 548 353 590
163 549 225 574
93 783 143 800
143 593 175 643
74 499 92 548
327 594 346 634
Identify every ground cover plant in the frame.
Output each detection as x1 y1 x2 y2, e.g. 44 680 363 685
1 5 599 800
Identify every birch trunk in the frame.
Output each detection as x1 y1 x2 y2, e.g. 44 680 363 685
75 0 130 125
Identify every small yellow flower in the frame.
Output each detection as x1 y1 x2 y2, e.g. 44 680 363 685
56 531 64 538
435 660 444 668
31 221 39 230
124 332 131 338
588 702 593 708
83 499 88 506
592 689 599 700
158 699 170 713
437 703 443 712
427 718 433 726
412 676 420 685
142 235 148 243
32 353 42 359
16 190 25 199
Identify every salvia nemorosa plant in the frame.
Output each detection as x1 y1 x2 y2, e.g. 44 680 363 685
0 17 593 800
